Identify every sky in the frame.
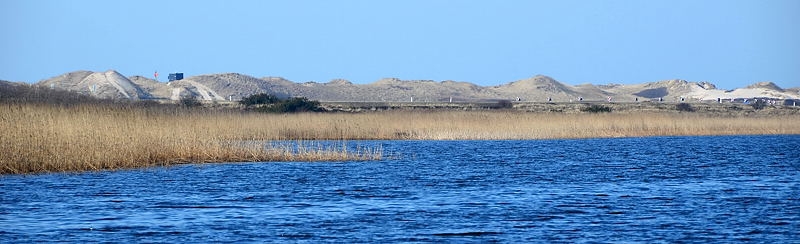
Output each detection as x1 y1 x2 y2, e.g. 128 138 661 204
1 0 798 89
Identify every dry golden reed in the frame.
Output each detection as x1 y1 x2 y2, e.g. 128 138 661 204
0 103 381 174
2 103 798 174
252 110 800 140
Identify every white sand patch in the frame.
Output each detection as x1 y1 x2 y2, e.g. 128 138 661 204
686 87 798 101
79 71 137 99
171 88 182 100
185 80 225 101
102 71 134 99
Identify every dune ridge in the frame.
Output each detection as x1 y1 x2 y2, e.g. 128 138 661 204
31 70 799 103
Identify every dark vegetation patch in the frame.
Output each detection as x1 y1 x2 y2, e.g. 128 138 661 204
495 100 514 109
751 99 768 110
239 93 280 107
1 81 205 111
581 104 612 113
675 103 695 112
1 81 101 105
179 96 203 107
240 93 324 113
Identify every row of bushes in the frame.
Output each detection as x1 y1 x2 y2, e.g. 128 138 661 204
3 82 774 114
1 82 103 105
581 102 772 114
675 101 769 112
0 82 171 109
0 83 323 114
239 93 323 113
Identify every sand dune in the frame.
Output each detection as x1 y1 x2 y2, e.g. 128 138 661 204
37 70 146 100
34 70 799 102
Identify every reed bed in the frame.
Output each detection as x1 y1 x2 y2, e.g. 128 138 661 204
242 110 800 140
2 103 798 174
0 103 381 174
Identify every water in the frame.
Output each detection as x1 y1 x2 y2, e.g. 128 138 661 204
2 135 798 242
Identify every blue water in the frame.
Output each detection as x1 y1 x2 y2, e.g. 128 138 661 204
2 135 799 242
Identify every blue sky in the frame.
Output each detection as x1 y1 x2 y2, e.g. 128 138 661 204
2 0 798 89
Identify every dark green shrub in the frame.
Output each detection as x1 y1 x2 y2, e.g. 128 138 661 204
675 103 695 112
259 97 323 113
581 104 612 113
751 99 767 110
496 100 513 109
240 93 280 107
179 96 203 107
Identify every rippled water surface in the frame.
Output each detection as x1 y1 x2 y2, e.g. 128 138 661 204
2 135 799 242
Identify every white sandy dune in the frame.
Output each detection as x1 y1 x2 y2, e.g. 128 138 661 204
685 86 797 101
34 70 800 102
